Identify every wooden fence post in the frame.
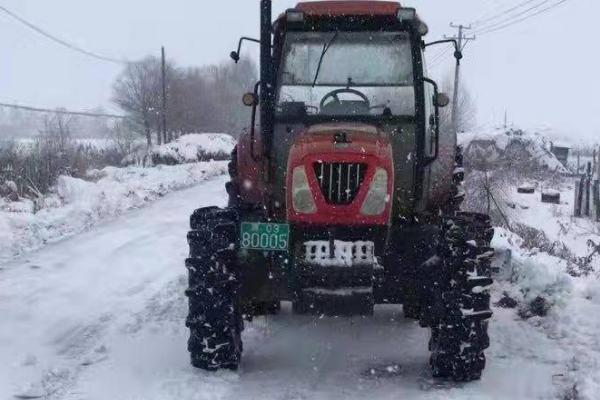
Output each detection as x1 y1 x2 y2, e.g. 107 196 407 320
574 177 582 217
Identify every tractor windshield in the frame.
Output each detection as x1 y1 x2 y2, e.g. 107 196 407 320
277 31 415 118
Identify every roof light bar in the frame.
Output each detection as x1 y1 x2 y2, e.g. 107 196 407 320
397 8 416 22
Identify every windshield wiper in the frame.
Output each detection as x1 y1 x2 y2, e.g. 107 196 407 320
312 31 338 88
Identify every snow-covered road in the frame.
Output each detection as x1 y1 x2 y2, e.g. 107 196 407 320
0 176 584 399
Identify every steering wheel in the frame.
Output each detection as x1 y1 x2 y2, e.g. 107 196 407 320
319 88 370 110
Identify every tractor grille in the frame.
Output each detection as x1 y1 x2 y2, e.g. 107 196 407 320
313 162 367 205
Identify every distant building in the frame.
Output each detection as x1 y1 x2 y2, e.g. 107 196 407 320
464 140 503 168
550 144 570 168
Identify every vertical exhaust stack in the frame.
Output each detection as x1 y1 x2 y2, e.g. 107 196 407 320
260 0 274 157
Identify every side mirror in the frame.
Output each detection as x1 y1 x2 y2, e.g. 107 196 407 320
242 92 259 107
435 93 450 108
230 37 262 64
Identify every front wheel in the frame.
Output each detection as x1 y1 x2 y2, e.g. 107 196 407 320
186 207 243 371
420 213 494 381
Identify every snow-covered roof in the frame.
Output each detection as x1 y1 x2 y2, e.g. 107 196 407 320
460 127 570 173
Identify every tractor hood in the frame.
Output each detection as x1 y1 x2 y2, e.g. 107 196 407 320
286 123 395 226
290 123 392 160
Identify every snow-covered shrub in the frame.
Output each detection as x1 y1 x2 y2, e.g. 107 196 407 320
0 135 126 200
0 179 19 201
123 133 235 166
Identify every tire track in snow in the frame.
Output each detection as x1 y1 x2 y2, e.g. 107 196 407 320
0 176 229 400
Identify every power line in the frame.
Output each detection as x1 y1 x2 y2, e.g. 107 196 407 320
0 102 128 119
474 0 553 33
0 4 129 65
429 45 452 63
430 38 475 69
476 0 571 36
471 0 540 27
428 46 453 69
426 47 446 63
430 54 453 70
469 0 510 26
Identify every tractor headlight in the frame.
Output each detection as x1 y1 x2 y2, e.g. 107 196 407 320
292 166 317 214
360 168 389 216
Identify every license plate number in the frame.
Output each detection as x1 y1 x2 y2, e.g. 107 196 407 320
240 222 290 252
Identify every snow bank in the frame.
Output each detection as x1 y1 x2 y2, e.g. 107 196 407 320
493 228 573 312
0 161 228 263
124 133 236 166
493 225 600 398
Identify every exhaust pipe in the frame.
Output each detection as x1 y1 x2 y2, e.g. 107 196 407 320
260 0 274 157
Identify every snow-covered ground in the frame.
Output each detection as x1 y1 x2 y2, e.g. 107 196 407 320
0 161 227 264
493 228 600 399
1 174 600 399
505 179 598 256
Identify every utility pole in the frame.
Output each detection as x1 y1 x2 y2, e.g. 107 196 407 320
504 110 508 129
446 24 475 134
161 46 168 144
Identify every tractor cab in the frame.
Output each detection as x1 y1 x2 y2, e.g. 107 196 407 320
275 4 425 122
232 2 456 226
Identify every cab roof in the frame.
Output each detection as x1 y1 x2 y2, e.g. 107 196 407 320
295 1 402 17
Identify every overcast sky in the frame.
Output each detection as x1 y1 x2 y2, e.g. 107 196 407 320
0 0 596 143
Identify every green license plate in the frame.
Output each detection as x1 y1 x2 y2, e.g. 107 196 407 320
241 222 290 252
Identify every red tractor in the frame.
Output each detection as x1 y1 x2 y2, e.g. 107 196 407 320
186 0 494 382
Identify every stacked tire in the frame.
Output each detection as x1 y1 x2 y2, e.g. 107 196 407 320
420 212 494 382
185 207 243 371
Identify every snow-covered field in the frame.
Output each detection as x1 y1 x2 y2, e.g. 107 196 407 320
0 161 228 263
1 173 600 399
506 180 598 256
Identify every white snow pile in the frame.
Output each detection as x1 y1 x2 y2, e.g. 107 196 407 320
493 228 573 314
492 226 600 398
0 161 228 263
124 133 236 166
460 127 570 173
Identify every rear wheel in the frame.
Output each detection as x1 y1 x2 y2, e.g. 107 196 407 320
186 207 243 371
420 212 494 381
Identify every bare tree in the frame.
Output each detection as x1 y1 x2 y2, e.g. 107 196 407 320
109 120 139 156
440 76 477 133
39 112 73 151
112 56 257 144
112 57 166 146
